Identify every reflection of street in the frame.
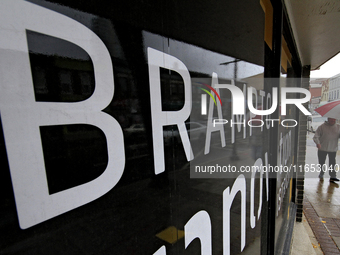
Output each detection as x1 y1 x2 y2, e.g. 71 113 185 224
304 132 340 253
305 132 340 178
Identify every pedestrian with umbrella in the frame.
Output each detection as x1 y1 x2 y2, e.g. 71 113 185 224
313 101 340 182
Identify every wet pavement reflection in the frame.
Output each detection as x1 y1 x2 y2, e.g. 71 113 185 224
304 132 340 254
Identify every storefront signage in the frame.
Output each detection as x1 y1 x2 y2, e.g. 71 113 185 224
0 4 300 252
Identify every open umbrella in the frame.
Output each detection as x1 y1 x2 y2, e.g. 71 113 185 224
314 100 340 119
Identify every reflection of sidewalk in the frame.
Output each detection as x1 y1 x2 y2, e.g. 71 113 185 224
303 133 340 254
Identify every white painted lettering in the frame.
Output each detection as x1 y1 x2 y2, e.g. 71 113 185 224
0 0 125 229
223 174 246 255
185 211 212 255
148 47 193 174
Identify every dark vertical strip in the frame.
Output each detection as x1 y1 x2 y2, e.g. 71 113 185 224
283 9 302 202
263 0 283 254
295 65 311 222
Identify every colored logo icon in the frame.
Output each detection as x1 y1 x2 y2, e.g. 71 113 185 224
197 82 222 115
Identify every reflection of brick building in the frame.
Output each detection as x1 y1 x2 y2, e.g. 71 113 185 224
310 86 322 98
309 83 322 112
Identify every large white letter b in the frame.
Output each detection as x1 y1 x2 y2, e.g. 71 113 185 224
0 0 125 228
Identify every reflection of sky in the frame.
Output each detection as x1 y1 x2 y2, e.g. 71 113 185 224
311 53 340 78
143 31 264 80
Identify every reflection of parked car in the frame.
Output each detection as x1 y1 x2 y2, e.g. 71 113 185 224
307 115 327 132
124 124 145 134
163 126 179 145
163 122 206 145
123 124 149 160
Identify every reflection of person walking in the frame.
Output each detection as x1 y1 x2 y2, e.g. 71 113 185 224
313 118 340 182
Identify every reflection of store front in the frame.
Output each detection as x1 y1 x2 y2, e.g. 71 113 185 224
0 0 310 254
310 97 321 112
